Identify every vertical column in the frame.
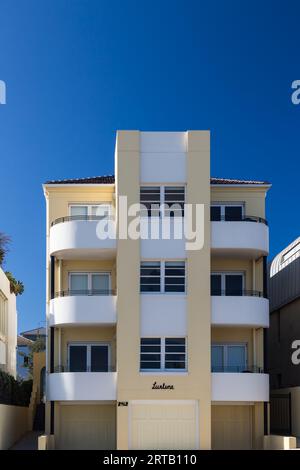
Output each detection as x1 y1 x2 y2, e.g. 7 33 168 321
262 255 269 435
186 131 211 449
50 256 55 300
115 131 140 450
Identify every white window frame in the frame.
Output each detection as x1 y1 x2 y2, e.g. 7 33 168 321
67 341 111 372
140 260 186 294
68 272 111 292
211 343 248 371
211 271 245 294
140 337 187 373
211 202 245 219
69 203 111 217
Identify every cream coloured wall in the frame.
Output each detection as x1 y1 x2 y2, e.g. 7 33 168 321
58 259 116 292
211 187 267 219
0 404 29 449
53 326 116 370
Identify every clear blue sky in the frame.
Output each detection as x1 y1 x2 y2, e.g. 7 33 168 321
0 0 299 332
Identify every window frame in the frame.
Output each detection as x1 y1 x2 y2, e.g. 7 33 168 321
140 337 187 373
140 185 186 218
67 341 111 372
69 203 111 218
211 342 248 372
211 202 245 221
68 272 111 293
140 260 186 294
211 271 245 296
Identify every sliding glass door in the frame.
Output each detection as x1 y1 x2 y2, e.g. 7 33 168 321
69 272 111 295
68 343 110 372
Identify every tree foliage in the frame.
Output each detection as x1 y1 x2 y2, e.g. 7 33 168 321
5 271 24 296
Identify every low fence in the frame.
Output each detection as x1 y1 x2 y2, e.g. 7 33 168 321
0 404 29 449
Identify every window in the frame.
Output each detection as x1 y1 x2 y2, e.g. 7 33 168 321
140 338 186 371
0 291 7 337
164 262 185 292
140 187 160 217
69 204 111 218
164 186 185 217
69 272 111 295
140 186 185 217
211 203 244 221
68 343 110 372
211 344 247 372
140 261 186 293
140 262 161 292
140 338 161 370
282 242 300 263
211 272 244 296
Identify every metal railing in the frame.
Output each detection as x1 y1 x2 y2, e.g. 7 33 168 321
211 365 264 373
211 289 266 298
51 214 114 227
55 289 116 298
211 215 268 225
53 365 116 373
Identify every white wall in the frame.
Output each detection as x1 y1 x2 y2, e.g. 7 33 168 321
212 373 269 402
211 296 269 328
140 295 187 336
140 132 187 183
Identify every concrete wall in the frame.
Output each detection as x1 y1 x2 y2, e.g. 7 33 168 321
0 404 29 449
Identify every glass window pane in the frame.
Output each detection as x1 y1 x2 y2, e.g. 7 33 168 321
211 274 222 295
211 345 223 372
225 275 243 296
227 346 246 372
91 345 109 372
225 206 243 221
69 345 87 372
70 206 88 217
92 274 110 293
211 206 221 221
70 274 88 293
91 205 110 217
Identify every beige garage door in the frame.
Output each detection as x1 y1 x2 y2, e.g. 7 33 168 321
212 405 252 450
130 401 198 450
59 405 116 450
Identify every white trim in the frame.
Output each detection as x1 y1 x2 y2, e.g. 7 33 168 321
69 203 111 217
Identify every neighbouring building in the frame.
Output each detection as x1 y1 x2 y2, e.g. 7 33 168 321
43 130 270 450
269 237 300 438
0 267 17 378
17 327 46 379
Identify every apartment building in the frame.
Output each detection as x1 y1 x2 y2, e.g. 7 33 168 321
268 237 300 437
0 267 17 378
43 130 270 450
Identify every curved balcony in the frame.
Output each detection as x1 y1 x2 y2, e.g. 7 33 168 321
49 290 117 327
211 216 269 258
211 369 269 402
211 292 269 327
49 215 116 259
47 370 117 401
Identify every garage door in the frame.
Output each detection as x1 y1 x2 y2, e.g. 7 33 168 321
59 405 116 450
130 401 198 450
212 405 252 450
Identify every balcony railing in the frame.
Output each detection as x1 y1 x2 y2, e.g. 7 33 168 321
211 290 266 298
53 365 116 373
211 215 268 225
55 289 116 298
51 214 113 227
211 365 264 373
